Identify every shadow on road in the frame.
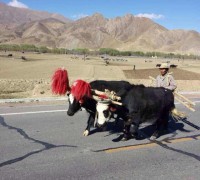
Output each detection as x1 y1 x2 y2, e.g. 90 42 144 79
152 134 200 162
0 116 77 168
96 117 200 162
109 116 199 141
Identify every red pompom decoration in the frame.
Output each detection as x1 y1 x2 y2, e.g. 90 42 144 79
51 68 70 95
71 80 91 101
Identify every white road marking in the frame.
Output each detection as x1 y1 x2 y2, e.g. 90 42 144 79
0 109 67 116
0 100 199 116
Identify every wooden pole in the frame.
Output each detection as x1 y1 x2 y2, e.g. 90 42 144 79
175 96 195 112
91 89 121 101
92 95 122 106
174 92 195 106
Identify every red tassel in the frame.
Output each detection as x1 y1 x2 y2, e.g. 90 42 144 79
71 80 91 101
51 68 70 95
99 94 108 99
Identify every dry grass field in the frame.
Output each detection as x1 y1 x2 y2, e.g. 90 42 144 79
0 51 200 99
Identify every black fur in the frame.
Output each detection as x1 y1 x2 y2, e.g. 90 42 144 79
112 86 175 140
67 80 175 141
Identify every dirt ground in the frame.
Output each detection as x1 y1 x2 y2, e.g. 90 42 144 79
0 51 200 99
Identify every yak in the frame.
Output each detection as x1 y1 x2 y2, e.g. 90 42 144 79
95 85 185 140
51 68 184 140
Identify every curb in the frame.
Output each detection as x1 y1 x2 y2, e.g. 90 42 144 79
0 91 200 104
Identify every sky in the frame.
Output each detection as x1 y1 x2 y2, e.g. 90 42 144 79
1 0 200 32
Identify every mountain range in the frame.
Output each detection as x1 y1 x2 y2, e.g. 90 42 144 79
0 2 200 55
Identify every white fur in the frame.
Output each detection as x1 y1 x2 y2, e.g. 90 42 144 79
96 102 110 125
69 94 74 104
83 130 89 136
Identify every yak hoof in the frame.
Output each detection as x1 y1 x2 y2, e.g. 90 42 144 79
131 132 138 139
150 131 159 140
121 137 128 141
83 130 89 136
149 135 157 141
121 134 131 141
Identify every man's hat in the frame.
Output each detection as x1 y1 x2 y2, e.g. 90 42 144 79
159 63 169 69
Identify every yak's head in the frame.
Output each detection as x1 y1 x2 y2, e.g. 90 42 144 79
67 93 82 116
51 69 93 116
67 80 92 116
95 100 112 128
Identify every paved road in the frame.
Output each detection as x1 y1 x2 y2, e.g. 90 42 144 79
0 99 200 180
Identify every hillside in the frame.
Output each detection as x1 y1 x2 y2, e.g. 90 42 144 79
0 2 71 31
0 3 200 55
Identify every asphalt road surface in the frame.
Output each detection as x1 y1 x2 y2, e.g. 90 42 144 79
0 98 200 180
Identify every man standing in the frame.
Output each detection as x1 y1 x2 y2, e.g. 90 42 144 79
156 63 177 91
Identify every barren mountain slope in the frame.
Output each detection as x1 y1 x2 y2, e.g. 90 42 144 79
0 2 71 31
0 3 200 54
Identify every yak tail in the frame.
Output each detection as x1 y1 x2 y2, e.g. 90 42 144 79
51 68 70 95
170 107 187 121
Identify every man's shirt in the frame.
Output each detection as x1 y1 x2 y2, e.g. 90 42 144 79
156 73 177 91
